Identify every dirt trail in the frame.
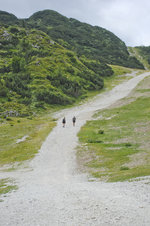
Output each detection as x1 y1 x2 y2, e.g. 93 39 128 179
0 72 150 226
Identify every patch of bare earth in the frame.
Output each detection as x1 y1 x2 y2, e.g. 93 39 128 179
112 121 150 168
77 146 101 172
77 145 109 182
124 152 149 168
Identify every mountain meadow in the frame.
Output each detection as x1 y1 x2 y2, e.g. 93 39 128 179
0 9 150 184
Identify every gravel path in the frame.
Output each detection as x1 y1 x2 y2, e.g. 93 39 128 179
0 72 150 226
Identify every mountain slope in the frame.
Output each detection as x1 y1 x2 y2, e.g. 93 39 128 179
0 10 144 69
0 10 19 25
0 25 114 116
26 10 144 69
128 46 150 70
0 10 145 116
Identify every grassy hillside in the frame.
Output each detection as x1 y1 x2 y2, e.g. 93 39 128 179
128 46 150 70
77 75 150 182
128 46 150 69
0 25 115 118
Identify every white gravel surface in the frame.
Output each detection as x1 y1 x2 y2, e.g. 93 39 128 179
0 72 150 226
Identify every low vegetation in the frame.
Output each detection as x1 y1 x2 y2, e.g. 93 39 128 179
0 113 56 166
77 76 150 182
0 25 113 115
128 47 150 70
0 178 17 197
104 65 137 90
27 10 144 69
0 10 144 69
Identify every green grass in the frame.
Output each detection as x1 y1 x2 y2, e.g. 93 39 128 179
0 178 18 196
137 89 150 93
78 90 150 182
0 113 56 166
110 65 132 76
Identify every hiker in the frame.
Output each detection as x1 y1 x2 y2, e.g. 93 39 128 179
72 116 76 126
62 117 66 127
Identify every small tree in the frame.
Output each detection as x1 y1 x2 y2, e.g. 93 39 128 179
20 58 26 71
0 80 7 97
12 56 20 73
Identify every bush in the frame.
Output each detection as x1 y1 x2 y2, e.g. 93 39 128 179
87 139 103 143
9 26 19 33
34 88 72 105
98 129 104 134
124 143 132 147
6 117 12 121
12 56 21 73
0 86 7 97
120 166 129 171
34 102 45 109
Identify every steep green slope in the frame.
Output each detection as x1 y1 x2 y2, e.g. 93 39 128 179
128 46 150 70
0 10 145 117
0 11 20 26
0 10 144 69
26 10 144 69
0 25 114 116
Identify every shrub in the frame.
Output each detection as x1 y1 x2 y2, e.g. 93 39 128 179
120 166 129 171
98 129 104 134
6 117 12 121
124 143 132 147
87 139 103 143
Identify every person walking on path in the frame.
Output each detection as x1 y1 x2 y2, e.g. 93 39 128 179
62 117 66 127
72 116 76 126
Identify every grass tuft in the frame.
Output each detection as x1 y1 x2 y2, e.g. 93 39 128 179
0 178 18 196
120 166 129 171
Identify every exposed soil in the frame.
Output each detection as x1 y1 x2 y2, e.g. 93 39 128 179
0 72 150 226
